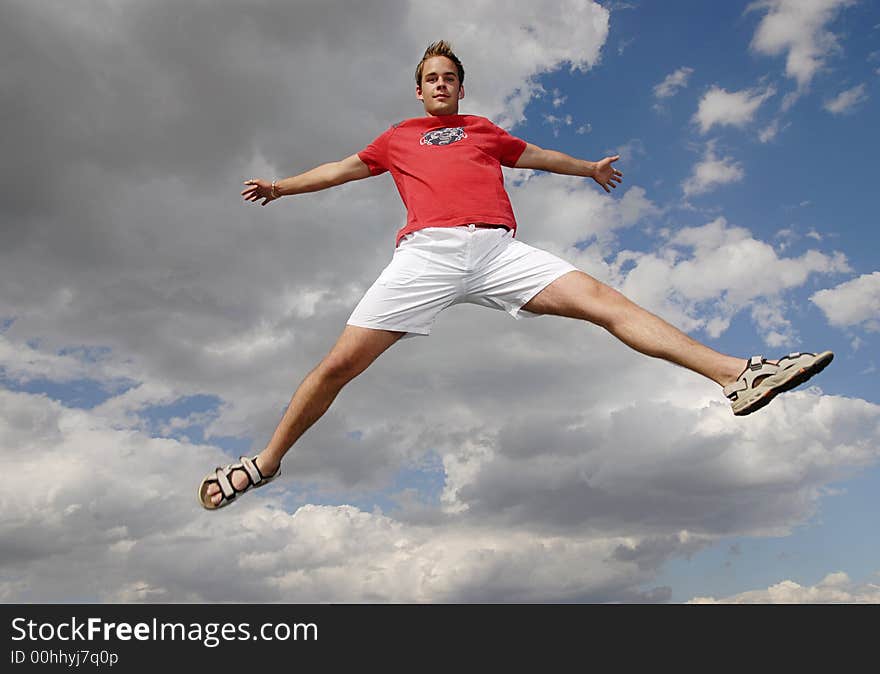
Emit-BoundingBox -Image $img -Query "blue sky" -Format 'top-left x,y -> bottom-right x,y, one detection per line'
1,0 -> 878,603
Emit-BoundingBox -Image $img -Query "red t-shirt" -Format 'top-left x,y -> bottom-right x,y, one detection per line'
358,115 -> 527,246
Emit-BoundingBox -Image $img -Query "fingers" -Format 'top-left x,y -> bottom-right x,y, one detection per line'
597,172 -> 623,193
604,170 -> 624,191
596,157 -> 623,194
242,179 -> 269,204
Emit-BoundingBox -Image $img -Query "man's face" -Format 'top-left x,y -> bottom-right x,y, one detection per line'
416,55 -> 464,116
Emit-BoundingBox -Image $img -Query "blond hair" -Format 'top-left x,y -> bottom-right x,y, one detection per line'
415,40 -> 465,86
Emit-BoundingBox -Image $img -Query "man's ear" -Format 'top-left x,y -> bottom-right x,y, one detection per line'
459,85 -> 465,100
416,85 -> 424,101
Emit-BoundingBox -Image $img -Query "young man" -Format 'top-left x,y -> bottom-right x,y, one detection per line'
199,41 -> 833,509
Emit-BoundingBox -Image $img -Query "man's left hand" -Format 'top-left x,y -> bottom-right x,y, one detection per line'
593,155 -> 623,193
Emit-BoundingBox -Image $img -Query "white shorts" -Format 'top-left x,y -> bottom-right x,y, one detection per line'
347,225 -> 578,338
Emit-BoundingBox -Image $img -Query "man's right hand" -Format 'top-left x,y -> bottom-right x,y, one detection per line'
242,178 -> 279,206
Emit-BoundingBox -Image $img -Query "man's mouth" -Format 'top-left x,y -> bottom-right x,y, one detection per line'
434,94 -> 449,99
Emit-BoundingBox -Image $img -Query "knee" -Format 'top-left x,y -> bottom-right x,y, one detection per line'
317,351 -> 364,383
575,279 -> 627,328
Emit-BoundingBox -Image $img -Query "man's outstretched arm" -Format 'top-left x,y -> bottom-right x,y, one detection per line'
514,142 -> 623,193
242,154 -> 373,206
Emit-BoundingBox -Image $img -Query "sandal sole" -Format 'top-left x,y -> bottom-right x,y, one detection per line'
733,351 -> 834,417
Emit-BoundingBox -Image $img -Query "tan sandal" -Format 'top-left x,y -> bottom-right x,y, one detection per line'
197,455 -> 279,510
724,351 -> 834,416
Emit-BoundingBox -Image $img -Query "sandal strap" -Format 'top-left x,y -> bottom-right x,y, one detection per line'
776,351 -> 810,367
215,466 -> 236,500
215,457 -> 258,500
240,455 -> 263,486
724,355 -> 779,400
723,379 -> 748,397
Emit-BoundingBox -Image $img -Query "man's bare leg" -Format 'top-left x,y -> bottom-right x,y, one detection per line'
522,271 -> 747,386
205,325 -> 405,506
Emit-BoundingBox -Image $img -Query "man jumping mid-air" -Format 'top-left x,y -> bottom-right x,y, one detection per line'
199,41 -> 833,509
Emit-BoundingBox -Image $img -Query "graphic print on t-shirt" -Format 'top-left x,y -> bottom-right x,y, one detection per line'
420,127 -> 467,146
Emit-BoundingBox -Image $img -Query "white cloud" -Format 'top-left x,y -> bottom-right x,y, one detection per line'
823,83 -> 868,114
811,272 -> 880,331
543,113 -> 573,137
405,1 -> 611,128
616,217 -> 851,342
0,333 -> 127,386
612,138 -> 647,163
693,85 -> 776,134
653,67 -> 694,99
682,143 -> 745,197
748,0 -> 856,91
688,572 -> 880,603
758,117 -> 791,143
3,362 -> 879,602
508,176 -> 660,256
751,299 -> 796,347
